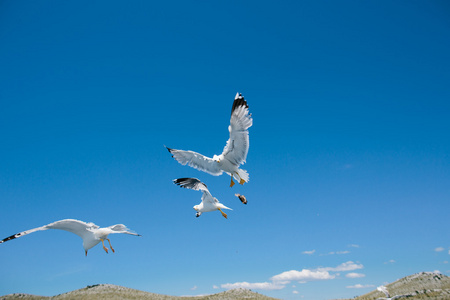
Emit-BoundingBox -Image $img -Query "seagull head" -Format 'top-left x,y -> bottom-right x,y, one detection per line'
212,154 -> 220,163
193,205 -> 200,211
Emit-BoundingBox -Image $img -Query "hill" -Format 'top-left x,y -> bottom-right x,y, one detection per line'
0,284 -> 279,300
349,272 -> 450,299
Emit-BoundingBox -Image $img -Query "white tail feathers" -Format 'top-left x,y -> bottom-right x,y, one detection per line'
234,168 -> 249,183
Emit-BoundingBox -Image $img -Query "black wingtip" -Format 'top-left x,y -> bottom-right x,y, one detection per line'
231,92 -> 249,115
1,233 -> 21,244
165,146 -> 173,153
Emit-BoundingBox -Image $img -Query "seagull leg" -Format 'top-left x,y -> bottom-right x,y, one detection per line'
100,239 -> 109,254
106,238 -> 115,253
218,208 -> 228,219
234,172 -> 245,185
230,176 -> 235,187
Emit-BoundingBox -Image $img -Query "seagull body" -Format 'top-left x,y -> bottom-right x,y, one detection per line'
0,219 -> 141,256
173,178 -> 232,218
376,285 -> 409,300
167,93 -> 252,187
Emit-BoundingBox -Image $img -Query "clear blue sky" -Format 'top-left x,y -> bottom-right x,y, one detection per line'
1,1 -> 449,299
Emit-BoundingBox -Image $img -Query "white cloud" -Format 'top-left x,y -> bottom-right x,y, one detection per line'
190,286 -> 198,291
271,269 -> 335,282
448,249 -> 450,255
349,244 -> 360,248
384,259 -> 396,264
435,247 -> 445,252
346,284 -> 375,289
318,261 -> 363,272
302,250 -> 316,255
346,273 -> 365,278
337,251 -> 350,255
292,290 -> 299,294
221,282 -> 285,290
212,285 -> 219,289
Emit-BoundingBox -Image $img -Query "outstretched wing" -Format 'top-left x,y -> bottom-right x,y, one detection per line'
107,224 -> 141,236
221,93 -> 252,166
173,178 -> 216,205
166,147 -> 223,176
377,286 -> 390,297
0,219 -> 96,244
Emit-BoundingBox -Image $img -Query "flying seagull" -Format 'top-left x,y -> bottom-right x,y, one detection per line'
0,219 -> 141,256
376,285 -> 409,300
173,177 -> 232,218
166,92 -> 253,187
235,193 -> 247,204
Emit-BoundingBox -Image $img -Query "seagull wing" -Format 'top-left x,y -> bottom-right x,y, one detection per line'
173,177 -> 214,203
0,219 -> 96,244
377,286 -> 390,297
107,224 -> 141,236
166,147 -> 223,176
221,93 -> 252,166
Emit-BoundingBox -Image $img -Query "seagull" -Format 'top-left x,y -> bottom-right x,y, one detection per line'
173,178 -> 232,218
166,92 -> 253,187
235,193 -> 247,204
376,285 -> 409,300
0,219 -> 141,256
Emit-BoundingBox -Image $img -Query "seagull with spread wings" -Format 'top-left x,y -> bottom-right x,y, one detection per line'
376,285 -> 409,300
173,177 -> 232,219
166,92 -> 253,187
0,219 -> 141,256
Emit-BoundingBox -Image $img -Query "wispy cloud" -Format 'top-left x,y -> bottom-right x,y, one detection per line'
190,286 -> 198,291
220,261 -> 364,292
435,247 -> 445,252
212,285 -> 219,289
384,259 -> 396,264
221,282 -> 285,290
337,251 -> 350,255
318,261 -> 363,272
302,250 -> 316,255
346,273 -> 365,278
349,244 -> 360,248
346,284 -> 374,289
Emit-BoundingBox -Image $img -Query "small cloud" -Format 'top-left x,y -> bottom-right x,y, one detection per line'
221,282 -> 285,291
346,284 -> 375,289
190,286 -> 198,291
346,273 -> 365,278
293,290 -> 299,294
212,285 -> 219,289
443,261 -> 448,264
337,251 -> 350,255
271,269 -> 335,283
384,259 -> 396,264
318,261 -> 363,272
349,244 -> 360,248
448,249 -> 450,255
302,250 -> 316,255
435,247 -> 445,252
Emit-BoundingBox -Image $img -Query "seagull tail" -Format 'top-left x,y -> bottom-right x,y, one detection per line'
235,168 -> 249,183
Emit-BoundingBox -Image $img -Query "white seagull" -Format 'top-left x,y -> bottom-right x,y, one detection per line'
376,285 -> 409,300
0,219 -> 141,256
173,177 -> 232,219
166,92 -> 253,187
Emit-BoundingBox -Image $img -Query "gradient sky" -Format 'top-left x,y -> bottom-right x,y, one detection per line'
1,1 -> 449,299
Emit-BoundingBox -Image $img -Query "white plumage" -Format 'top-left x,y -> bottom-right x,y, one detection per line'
166,92 -> 252,187
173,178 -> 232,218
0,219 -> 141,256
376,285 -> 409,300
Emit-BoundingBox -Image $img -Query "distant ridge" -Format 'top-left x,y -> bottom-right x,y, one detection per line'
1,284 -> 279,300
347,272 -> 450,300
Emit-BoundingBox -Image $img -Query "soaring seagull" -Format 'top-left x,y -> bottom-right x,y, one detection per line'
376,285 -> 409,300
173,178 -> 232,218
166,92 -> 253,187
235,193 -> 247,204
0,219 -> 141,256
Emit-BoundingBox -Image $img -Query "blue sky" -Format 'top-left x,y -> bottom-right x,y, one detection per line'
1,1 -> 449,299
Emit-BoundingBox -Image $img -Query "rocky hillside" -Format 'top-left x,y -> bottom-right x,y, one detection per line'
1,284 -> 279,300
352,272 -> 450,299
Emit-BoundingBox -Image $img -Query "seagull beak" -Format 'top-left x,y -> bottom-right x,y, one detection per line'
85,250 -> 88,256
